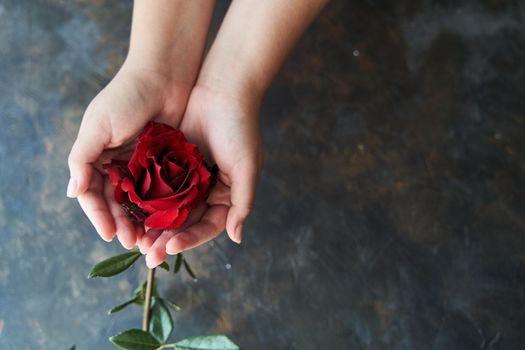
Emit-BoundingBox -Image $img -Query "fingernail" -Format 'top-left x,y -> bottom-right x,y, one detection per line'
122,242 -> 134,250
167,233 -> 192,255
138,240 -> 147,254
66,177 -> 77,198
233,224 -> 243,244
117,235 -> 135,250
166,237 -> 181,255
145,254 -> 156,269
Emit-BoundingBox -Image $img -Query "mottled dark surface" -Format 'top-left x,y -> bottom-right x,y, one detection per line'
1,0 -> 525,349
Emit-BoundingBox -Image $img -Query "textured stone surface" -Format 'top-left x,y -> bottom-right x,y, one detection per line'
0,0 -> 524,349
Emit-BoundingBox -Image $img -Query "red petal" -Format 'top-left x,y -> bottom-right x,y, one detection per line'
146,157 -> 174,199
104,160 -> 130,186
137,167 -> 151,198
163,156 -> 186,179
114,184 -> 129,204
144,207 -> 189,230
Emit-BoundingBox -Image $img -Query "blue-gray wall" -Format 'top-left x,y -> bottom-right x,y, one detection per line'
0,0 -> 524,349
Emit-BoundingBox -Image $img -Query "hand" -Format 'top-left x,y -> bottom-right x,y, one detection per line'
138,85 -> 264,268
67,62 -> 191,248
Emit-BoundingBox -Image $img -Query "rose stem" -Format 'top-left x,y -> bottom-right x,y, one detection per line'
142,267 -> 156,332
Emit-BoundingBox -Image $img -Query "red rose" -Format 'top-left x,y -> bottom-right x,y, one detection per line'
104,122 -> 215,230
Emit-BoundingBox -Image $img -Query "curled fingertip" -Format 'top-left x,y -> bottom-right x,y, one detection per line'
226,221 -> 242,244
137,239 -> 147,254
98,226 -> 116,243
66,178 -> 78,198
116,233 -> 136,250
136,225 -> 145,240
145,249 -> 166,269
138,236 -> 153,255
166,236 -> 184,255
138,229 -> 162,254
121,240 -> 136,250
234,223 -> 243,244
145,254 -> 157,269
101,235 -> 114,243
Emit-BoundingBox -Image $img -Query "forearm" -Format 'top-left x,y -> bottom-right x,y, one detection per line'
198,0 -> 329,101
125,0 -> 216,85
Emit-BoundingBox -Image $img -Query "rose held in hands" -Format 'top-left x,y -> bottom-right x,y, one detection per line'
105,122 -> 215,230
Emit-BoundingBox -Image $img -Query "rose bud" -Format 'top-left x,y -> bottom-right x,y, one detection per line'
104,121 -> 216,230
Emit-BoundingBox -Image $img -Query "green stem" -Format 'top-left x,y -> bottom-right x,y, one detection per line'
156,344 -> 177,350
143,267 -> 156,332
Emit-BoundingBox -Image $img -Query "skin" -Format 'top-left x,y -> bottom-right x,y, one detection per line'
67,0 -> 329,268
67,0 -> 215,248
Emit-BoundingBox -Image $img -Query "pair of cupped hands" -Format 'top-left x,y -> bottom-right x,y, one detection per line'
67,61 -> 263,269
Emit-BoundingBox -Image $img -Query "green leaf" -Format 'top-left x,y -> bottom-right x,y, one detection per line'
133,282 -> 146,302
108,296 -> 139,315
162,298 -> 181,311
88,251 -> 142,278
149,298 -> 173,343
173,254 -> 183,274
68,346 -> 76,350
183,258 -> 197,281
159,261 -> 170,272
109,329 -> 161,350
174,335 -> 241,350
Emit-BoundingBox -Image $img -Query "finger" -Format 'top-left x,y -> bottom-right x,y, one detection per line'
104,180 -> 137,249
145,231 -> 176,268
138,229 -> 162,254
77,170 -> 116,241
166,204 -> 228,255
137,202 -> 207,254
67,116 -> 109,198
179,202 -> 208,230
135,224 -> 145,242
225,161 -> 258,243
207,181 -> 231,207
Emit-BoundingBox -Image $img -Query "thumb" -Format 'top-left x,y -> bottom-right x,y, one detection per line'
225,159 -> 258,243
67,117 -> 108,198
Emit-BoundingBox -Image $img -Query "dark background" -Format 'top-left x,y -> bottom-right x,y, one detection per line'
1,0 -> 524,349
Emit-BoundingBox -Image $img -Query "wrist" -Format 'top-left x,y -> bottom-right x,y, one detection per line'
123,54 -> 171,78
126,0 -> 216,86
118,60 -> 193,105
124,49 -> 199,87
196,76 -> 263,113
190,82 -> 262,126
196,66 -> 266,108
122,50 -> 199,89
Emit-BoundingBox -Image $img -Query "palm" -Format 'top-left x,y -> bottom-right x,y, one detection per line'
139,86 -> 263,267
181,86 -> 262,186
70,66 -> 192,248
